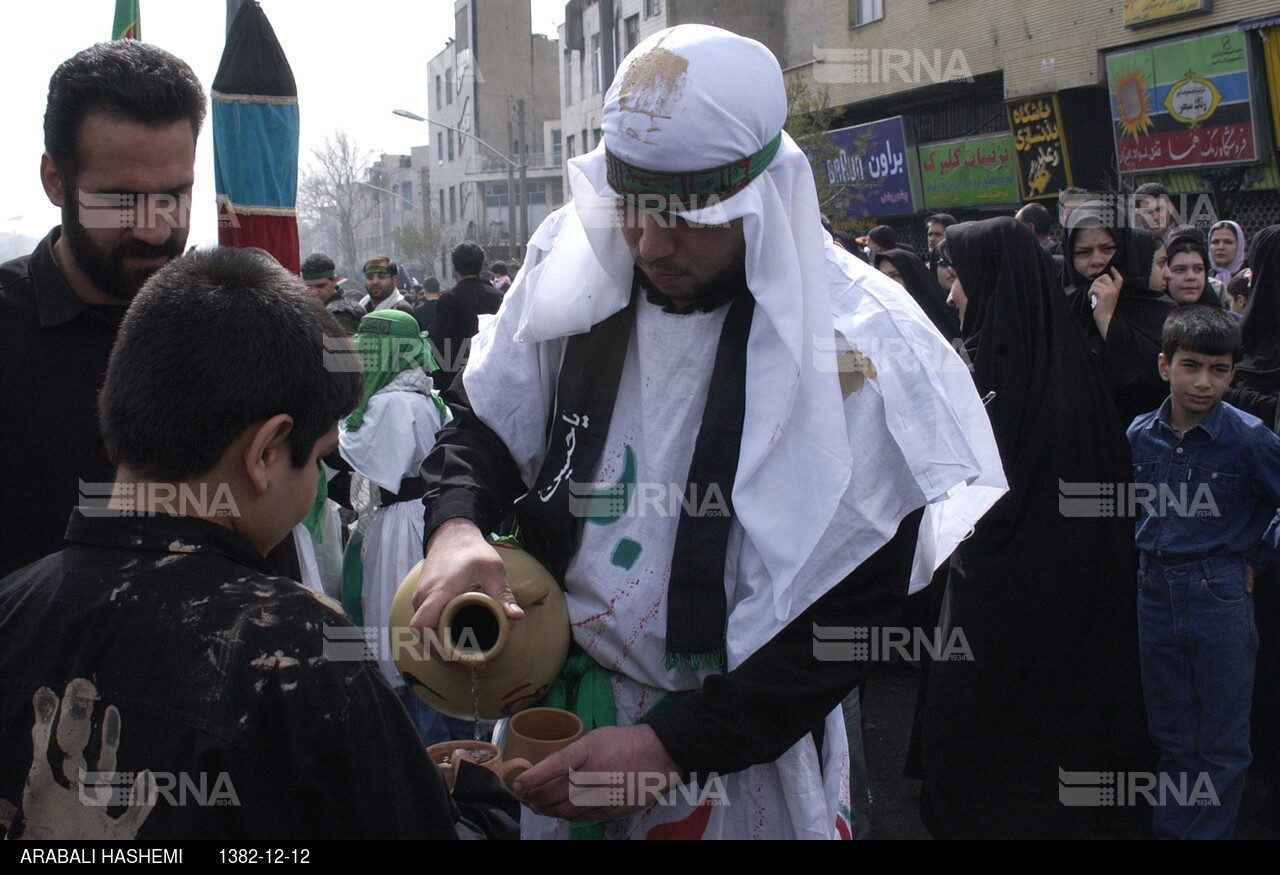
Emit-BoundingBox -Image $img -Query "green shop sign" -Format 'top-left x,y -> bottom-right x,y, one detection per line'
919,134 -> 1020,209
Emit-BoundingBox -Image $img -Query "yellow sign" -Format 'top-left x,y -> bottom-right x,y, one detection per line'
1163,72 -> 1221,127
1123,0 -> 1212,29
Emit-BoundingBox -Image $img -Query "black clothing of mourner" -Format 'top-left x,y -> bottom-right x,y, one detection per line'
0,232 -> 310,583
0,511 -> 518,840
413,297 -> 439,342
0,230 -> 125,578
874,248 -> 962,342
421,276 -> 919,775
433,276 -> 503,388
1064,220 -> 1174,425
920,217 -> 1146,839
1226,224 -> 1280,830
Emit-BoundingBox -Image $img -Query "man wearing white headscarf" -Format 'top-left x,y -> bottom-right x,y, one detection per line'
410,25 -> 1005,839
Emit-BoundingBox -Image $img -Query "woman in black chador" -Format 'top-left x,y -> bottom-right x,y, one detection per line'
1063,206 -> 1173,425
873,247 -> 962,343
920,217 -> 1145,839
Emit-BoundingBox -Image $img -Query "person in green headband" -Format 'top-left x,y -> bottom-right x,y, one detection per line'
337,308 -> 467,745
360,255 -> 415,316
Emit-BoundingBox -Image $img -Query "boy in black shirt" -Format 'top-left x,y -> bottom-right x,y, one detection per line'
0,248 -> 515,840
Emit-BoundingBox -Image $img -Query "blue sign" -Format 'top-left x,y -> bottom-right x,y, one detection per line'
819,117 -> 920,219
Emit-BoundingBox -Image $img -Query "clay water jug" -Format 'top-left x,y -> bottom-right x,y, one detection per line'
389,542 -> 570,720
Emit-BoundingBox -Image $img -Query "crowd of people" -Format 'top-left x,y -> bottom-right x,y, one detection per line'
1,25 -> 1278,842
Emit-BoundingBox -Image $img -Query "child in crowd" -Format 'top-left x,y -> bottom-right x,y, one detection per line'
0,248 -> 515,839
1128,304 -> 1280,839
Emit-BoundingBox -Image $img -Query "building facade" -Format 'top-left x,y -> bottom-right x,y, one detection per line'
805,0 -> 1280,251
424,0 -> 564,278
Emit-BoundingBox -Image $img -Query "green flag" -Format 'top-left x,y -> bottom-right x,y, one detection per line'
112,0 -> 140,40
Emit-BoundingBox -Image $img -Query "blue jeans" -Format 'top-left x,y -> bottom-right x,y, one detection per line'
1138,554 -> 1258,839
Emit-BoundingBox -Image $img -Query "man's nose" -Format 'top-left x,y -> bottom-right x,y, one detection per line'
131,194 -> 180,246
637,213 -> 675,262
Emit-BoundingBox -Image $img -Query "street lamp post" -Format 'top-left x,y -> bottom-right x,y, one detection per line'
394,108 -> 526,261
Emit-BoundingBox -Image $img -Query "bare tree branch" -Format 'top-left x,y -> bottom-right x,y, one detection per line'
297,131 -> 375,278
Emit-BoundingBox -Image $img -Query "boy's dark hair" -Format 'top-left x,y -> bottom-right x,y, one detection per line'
44,41 -> 206,180
491,262 -> 509,277
423,277 -> 441,293
1134,182 -> 1168,199
100,248 -> 363,480
451,241 -> 485,276
1161,304 -> 1241,363
1165,235 -> 1209,270
1228,270 -> 1252,303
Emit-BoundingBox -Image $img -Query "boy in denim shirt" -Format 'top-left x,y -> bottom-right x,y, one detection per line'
1129,304 -> 1280,839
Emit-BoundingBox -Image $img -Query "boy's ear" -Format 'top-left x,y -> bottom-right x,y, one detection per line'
1157,352 -> 1171,383
242,415 -> 295,496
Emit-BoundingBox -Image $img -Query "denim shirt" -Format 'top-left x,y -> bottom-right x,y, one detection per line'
1127,397 -> 1280,563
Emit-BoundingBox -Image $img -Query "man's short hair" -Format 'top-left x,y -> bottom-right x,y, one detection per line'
868,225 -> 897,249
491,262 -> 509,277
423,277 -> 441,293
926,214 -> 956,228
1134,182 -> 1169,200
363,255 -> 397,276
301,253 -> 338,280
1161,304 -> 1240,363
44,41 -> 206,180
451,242 -> 485,277
99,248 -> 363,480
1017,203 -> 1053,237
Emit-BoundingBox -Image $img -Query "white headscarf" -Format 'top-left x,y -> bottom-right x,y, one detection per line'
466,25 -> 1005,647
1208,219 -> 1246,287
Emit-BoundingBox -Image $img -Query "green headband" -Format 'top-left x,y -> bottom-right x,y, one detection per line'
605,132 -> 782,206
301,268 -> 337,280
363,266 -> 394,276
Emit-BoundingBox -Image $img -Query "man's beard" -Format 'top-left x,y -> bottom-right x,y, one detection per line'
61,203 -> 186,302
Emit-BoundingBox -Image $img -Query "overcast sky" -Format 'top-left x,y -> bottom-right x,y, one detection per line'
0,0 -> 565,249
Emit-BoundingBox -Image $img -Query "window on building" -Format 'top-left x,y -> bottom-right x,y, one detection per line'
445,67 -> 454,104
485,181 -> 509,209
566,134 -> 576,160
435,75 -> 442,110
448,130 -> 454,161
851,0 -> 884,26
449,186 -> 457,223
591,33 -> 602,94
439,190 -> 445,222
564,51 -> 573,105
551,177 -> 565,207
402,181 -> 412,209
581,129 -> 588,154
593,128 -> 602,148
579,48 -> 586,98
624,15 -> 640,54
645,0 -> 661,17
552,129 -> 563,165
437,136 -> 443,162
